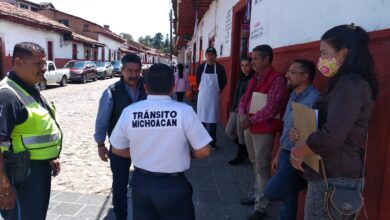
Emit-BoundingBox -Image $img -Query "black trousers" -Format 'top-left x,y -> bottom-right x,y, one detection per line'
130,169 -> 195,220
176,92 -> 185,102
109,150 -> 131,220
1,161 -> 52,220
202,122 -> 217,147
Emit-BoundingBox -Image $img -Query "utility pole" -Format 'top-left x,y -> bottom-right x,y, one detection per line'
169,9 -> 173,62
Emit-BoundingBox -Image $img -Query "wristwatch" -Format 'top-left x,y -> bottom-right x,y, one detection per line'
97,143 -> 105,148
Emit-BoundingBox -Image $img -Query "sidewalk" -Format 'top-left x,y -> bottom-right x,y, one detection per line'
0,126 -> 280,220
38,124 -> 280,220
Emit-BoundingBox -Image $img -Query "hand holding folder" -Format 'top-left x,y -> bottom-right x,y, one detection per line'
249,92 -> 280,119
291,102 -> 321,172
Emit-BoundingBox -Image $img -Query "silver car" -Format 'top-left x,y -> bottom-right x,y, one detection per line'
95,61 -> 114,79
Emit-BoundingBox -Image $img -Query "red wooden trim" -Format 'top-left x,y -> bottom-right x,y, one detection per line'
233,0 -> 246,14
216,57 -> 231,63
369,28 -> 390,40
273,41 -> 320,54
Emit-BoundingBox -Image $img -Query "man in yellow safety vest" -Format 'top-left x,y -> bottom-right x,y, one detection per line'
0,42 -> 62,220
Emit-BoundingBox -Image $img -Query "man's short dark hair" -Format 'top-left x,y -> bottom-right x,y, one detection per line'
121,53 -> 142,68
293,59 -> 316,82
252,44 -> 273,63
12,42 -> 45,65
145,64 -> 174,94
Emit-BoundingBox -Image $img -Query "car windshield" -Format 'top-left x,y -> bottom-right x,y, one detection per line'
64,61 -> 84,68
95,62 -> 105,67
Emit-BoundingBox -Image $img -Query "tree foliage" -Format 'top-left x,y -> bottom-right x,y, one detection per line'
138,32 -> 173,54
119,33 -> 133,42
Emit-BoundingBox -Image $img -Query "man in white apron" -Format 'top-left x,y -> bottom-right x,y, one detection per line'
196,47 -> 227,150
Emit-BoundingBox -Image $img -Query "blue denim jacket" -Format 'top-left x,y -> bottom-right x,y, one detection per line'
94,83 -> 140,143
280,85 -> 319,151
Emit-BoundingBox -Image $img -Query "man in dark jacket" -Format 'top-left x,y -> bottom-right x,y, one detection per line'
196,47 -> 227,150
94,53 -> 146,220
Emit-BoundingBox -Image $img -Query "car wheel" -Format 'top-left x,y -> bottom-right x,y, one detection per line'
60,76 -> 67,86
103,71 -> 107,80
93,75 -> 98,81
82,74 -> 87,84
39,80 -> 47,90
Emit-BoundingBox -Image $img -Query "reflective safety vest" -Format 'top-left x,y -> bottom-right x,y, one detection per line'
0,77 -> 62,160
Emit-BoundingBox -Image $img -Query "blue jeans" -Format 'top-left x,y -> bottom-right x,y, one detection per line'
130,169 -> 195,220
109,149 -> 131,220
260,149 -> 306,220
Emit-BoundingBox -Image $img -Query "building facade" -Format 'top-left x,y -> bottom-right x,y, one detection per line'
173,0 -> 390,219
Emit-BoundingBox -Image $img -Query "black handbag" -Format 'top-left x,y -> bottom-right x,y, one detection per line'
321,134 -> 368,220
322,176 -> 364,220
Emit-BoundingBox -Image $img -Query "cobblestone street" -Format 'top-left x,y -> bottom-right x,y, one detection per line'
42,78 -> 118,194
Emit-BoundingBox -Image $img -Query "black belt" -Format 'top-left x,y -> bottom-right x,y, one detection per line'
135,167 -> 184,177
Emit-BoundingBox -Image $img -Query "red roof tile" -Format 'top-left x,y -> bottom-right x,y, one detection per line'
0,1 -> 71,33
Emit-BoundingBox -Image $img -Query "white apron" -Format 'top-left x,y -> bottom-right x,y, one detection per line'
197,64 -> 220,123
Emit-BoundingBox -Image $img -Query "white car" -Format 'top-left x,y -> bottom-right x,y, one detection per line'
39,61 -> 70,90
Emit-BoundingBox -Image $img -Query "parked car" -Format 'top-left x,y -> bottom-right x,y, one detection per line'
111,60 -> 122,76
64,61 -> 98,83
38,61 -> 70,90
95,61 -> 114,79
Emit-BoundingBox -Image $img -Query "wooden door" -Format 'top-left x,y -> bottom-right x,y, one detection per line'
47,41 -> 53,61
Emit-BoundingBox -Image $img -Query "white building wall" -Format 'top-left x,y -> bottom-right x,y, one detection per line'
190,0 -> 239,62
178,47 -> 185,64
214,0 -> 239,57
76,43 -> 85,60
98,34 -> 125,61
196,0 -> 217,63
249,0 -> 390,50
0,20 -> 72,60
187,0 -> 390,61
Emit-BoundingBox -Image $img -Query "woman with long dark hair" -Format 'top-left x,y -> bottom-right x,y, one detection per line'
174,64 -> 189,102
289,24 -> 379,219
225,57 -> 255,165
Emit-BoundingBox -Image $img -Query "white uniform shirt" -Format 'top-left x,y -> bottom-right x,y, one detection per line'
110,95 -> 212,173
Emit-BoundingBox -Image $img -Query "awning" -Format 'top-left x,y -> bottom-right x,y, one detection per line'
72,33 -> 105,47
119,47 -> 137,53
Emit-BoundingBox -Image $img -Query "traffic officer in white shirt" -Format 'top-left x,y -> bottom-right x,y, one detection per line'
110,63 -> 211,220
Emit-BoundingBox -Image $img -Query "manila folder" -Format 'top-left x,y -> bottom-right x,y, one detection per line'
249,92 -> 267,114
292,102 -> 320,172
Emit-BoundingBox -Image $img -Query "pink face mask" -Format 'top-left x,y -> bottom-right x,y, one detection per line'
317,57 -> 341,77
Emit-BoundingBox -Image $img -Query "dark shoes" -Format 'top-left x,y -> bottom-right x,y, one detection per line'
247,210 -> 267,220
228,155 -> 248,165
228,144 -> 248,165
240,196 -> 255,206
